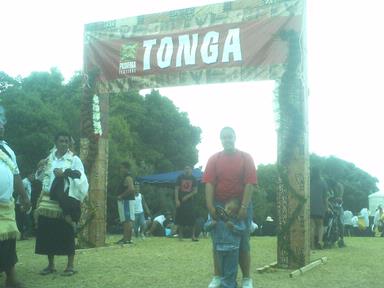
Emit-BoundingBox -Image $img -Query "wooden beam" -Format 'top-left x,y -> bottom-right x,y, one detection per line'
256,261 -> 278,273
289,257 -> 327,278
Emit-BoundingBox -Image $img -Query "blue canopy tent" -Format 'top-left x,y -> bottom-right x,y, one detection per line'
137,168 -> 203,184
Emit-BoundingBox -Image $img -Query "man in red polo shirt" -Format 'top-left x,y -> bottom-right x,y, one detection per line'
204,127 -> 257,288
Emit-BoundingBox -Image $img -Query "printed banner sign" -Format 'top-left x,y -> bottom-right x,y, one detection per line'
84,0 -> 304,91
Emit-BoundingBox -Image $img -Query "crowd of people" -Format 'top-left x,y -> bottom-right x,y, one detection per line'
112,127 -> 258,288
2,115 -> 382,288
1,123 -> 260,288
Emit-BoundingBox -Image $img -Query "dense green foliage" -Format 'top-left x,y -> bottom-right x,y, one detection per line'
0,69 -> 80,171
0,70 -> 379,227
0,70 -> 201,226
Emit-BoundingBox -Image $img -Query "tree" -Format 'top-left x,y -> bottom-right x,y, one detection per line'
139,90 -> 201,171
0,70 -> 74,174
107,88 -> 202,226
253,164 -> 279,223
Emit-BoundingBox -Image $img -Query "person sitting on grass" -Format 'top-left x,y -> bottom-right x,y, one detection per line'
205,198 -> 245,288
146,212 -> 173,237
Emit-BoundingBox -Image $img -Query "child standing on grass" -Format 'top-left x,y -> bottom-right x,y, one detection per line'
205,198 -> 245,288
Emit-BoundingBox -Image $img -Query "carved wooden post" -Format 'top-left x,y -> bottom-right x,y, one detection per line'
276,26 -> 309,269
79,74 -> 109,247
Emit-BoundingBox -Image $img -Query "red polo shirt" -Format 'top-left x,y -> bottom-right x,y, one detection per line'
203,150 -> 257,202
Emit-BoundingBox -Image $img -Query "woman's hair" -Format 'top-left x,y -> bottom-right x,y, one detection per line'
54,131 -> 71,142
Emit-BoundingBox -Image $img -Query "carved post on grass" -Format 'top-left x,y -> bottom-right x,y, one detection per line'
276,28 -> 310,269
79,72 -> 109,248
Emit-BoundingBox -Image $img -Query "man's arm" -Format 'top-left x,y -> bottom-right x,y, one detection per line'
175,185 -> 180,207
14,175 -> 31,211
205,182 -> 216,219
238,184 -> 254,219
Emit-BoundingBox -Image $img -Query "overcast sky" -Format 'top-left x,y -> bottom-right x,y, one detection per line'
1,0 -> 383,190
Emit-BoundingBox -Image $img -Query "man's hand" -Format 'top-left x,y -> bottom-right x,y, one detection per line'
238,206 -> 247,220
63,169 -> 81,179
176,199 -> 180,208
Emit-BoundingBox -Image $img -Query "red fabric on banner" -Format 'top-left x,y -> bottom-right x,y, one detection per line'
84,16 -> 301,82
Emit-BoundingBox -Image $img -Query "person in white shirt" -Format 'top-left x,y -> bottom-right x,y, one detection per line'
133,181 -> 151,238
343,210 -> 353,237
147,212 -> 173,236
35,132 -> 88,277
0,118 -> 30,288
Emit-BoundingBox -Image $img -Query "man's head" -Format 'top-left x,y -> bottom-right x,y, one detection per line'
54,131 -> 71,155
220,127 -> 236,153
134,180 -> 140,194
183,165 -> 193,176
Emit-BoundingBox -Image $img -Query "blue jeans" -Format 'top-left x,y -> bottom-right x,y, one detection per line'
218,249 -> 239,288
134,212 -> 145,236
210,201 -> 253,252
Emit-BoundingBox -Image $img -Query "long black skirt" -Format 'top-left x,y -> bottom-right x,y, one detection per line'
35,216 -> 75,256
0,239 -> 17,272
175,200 -> 196,226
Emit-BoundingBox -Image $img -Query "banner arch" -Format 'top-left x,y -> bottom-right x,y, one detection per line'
82,0 -> 308,268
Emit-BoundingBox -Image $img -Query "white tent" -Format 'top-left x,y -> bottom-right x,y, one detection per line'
368,191 -> 384,214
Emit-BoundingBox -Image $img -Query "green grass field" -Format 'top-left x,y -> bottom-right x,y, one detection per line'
5,235 -> 383,288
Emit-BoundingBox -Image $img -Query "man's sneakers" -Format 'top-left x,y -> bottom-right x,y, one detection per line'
208,276 -> 253,288
242,278 -> 253,288
208,276 -> 221,288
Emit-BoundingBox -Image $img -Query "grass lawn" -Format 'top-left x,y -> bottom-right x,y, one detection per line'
4,235 -> 383,288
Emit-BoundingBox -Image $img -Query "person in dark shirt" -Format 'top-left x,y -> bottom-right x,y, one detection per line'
310,166 -> 329,249
174,165 -> 198,241
116,161 -> 135,244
